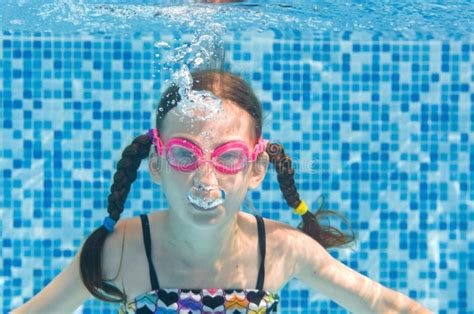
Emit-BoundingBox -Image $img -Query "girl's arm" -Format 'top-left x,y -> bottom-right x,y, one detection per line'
11,219 -> 126,313
292,230 -> 432,313
10,246 -> 92,314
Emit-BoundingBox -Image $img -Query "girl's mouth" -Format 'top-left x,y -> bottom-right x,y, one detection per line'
186,184 -> 226,210
191,203 -> 219,212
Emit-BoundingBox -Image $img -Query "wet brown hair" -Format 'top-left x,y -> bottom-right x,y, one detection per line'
79,70 -> 356,302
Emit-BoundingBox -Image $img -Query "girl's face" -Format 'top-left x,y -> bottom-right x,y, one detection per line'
148,99 -> 269,227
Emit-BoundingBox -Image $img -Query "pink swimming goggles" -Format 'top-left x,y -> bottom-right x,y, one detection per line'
147,128 -> 268,174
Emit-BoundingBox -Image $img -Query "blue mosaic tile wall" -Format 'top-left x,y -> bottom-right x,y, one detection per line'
1,30 -> 473,313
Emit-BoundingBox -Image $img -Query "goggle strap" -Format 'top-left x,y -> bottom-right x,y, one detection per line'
147,128 -> 163,156
251,137 -> 269,161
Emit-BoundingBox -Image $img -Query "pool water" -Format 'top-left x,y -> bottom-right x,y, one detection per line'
1,1 -> 473,313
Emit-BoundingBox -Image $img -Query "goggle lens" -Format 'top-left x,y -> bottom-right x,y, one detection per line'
167,145 -> 200,171
167,144 -> 248,173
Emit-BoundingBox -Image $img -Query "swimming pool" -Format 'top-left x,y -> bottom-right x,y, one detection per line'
1,1 -> 473,313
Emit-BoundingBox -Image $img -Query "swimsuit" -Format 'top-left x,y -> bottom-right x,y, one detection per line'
119,214 -> 280,313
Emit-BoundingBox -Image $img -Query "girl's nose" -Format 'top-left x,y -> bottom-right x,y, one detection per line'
194,159 -> 219,186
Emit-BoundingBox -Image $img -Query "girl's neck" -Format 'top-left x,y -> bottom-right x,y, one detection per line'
160,209 -> 242,267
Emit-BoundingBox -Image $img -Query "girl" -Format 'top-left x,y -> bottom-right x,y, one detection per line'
13,70 -> 431,313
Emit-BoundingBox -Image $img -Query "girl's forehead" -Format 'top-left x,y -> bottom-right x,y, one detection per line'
161,101 -> 256,146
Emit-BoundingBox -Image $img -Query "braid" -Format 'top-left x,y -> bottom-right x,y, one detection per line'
266,143 -> 356,249
106,135 -> 152,223
79,133 -> 152,303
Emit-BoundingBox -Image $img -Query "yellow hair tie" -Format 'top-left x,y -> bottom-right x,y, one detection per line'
293,200 -> 308,216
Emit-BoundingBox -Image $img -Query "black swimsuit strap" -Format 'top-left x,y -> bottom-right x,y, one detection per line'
255,215 -> 266,290
140,214 -> 160,290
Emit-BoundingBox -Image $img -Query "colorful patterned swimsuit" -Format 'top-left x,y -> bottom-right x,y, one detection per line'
119,214 -> 280,313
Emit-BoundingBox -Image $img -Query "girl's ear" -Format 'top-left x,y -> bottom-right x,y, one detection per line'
148,148 -> 162,184
248,151 -> 269,190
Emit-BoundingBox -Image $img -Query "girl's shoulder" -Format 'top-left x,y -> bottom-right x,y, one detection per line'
100,215 -> 146,287
238,212 -> 307,287
100,211 -> 170,289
